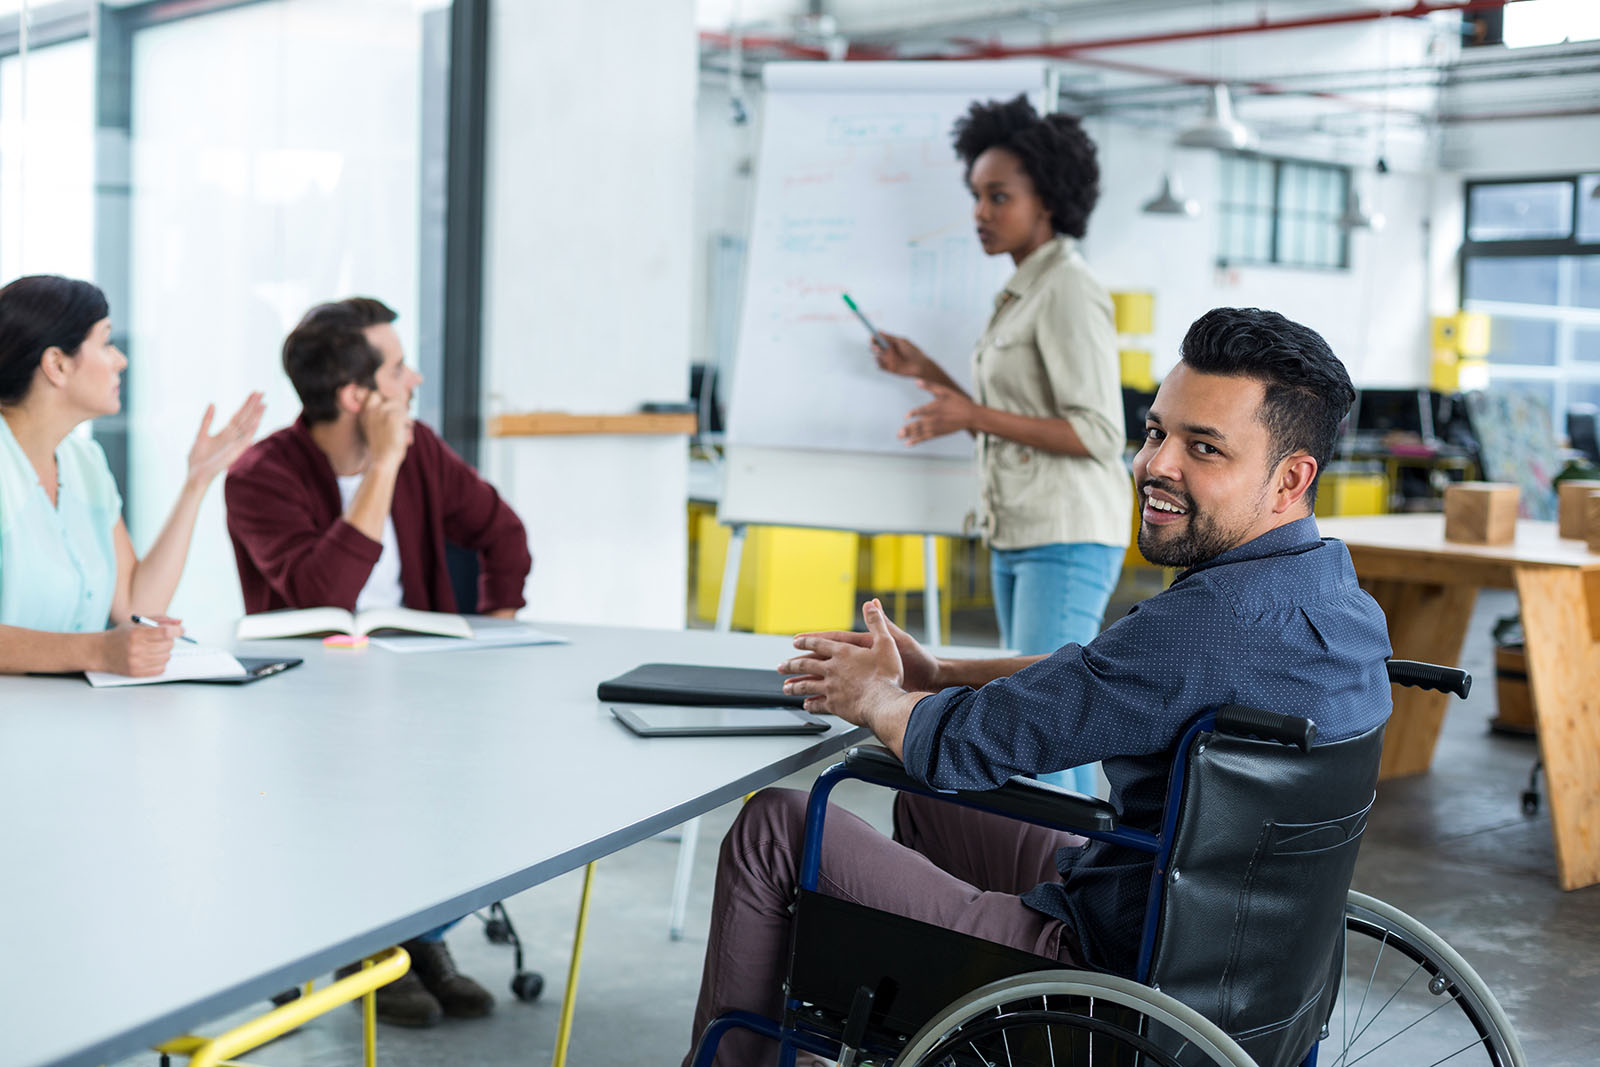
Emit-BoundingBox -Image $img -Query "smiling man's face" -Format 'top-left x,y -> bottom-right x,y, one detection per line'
1132,362 -> 1303,568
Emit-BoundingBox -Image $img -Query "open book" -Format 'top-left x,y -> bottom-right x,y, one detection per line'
236,606 -> 474,642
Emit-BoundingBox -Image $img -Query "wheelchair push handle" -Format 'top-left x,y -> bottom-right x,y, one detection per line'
1214,705 -> 1317,752
1386,659 -> 1471,699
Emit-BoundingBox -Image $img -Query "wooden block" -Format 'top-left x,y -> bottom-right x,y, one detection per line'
1589,493 -> 1600,554
1443,482 -> 1519,545
1558,480 -> 1600,539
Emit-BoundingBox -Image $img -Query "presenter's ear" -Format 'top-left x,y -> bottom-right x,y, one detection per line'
335,381 -> 369,417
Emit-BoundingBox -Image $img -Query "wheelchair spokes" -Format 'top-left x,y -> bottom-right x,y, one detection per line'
1327,892 -> 1525,1067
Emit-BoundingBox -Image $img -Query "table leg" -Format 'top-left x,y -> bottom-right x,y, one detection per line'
1361,579 -> 1479,780
1513,566 -> 1600,891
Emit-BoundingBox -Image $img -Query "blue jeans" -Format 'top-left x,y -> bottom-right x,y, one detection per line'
990,542 -> 1124,795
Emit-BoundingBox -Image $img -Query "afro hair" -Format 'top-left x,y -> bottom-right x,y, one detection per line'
951,95 -> 1100,240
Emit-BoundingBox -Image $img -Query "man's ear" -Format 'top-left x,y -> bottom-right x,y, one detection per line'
1274,452 -> 1319,515
37,346 -> 70,388
335,382 -> 368,417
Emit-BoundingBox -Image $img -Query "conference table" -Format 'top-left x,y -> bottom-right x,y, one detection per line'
0,623 -> 869,1067
1319,515 -> 1600,891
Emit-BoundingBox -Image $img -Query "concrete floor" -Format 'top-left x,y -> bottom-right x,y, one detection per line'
118,586 -> 1599,1066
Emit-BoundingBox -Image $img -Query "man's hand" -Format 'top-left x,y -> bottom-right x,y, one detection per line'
359,392 -> 413,465
871,332 -> 934,380
97,621 -> 180,677
900,381 -> 978,445
778,600 -> 929,755
785,602 -> 942,693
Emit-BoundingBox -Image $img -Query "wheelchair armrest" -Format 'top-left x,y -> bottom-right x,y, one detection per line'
843,745 -> 1119,832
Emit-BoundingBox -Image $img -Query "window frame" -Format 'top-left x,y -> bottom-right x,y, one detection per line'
1217,151 -> 1351,272
1459,172 -> 1600,419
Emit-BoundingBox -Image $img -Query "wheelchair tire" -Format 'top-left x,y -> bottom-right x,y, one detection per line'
1331,890 -> 1527,1067
895,970 -> 1257,1067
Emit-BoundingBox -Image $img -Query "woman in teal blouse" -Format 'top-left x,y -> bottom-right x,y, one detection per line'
0,275 -> 264,677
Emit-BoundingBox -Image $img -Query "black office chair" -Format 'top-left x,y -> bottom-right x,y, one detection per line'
692,660 -> 1524,1067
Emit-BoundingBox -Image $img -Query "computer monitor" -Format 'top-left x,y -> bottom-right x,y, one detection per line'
1351,387 -> 1433,441
1569,405 -> 1600,463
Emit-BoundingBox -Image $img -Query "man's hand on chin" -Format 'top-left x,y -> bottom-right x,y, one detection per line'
778,598 -> 928,758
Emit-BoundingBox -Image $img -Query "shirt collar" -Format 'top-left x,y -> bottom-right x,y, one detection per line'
1174,514 -> 1324,581
996,235 -> 1072,307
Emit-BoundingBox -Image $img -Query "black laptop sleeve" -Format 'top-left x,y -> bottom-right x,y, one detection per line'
596,663 -> 804,708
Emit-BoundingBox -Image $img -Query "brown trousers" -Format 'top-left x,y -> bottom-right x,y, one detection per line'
686,787 -> 1085,1066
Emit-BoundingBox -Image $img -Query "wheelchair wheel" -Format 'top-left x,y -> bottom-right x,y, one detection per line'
895,970 -> 1256,1067
1329,890 -> 1527,1067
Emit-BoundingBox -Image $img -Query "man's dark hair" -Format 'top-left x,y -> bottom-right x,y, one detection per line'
281,297 -> 398,424
0,275 -> 110,406
1179,307 -> 1355,506
951,95 -> 1099,239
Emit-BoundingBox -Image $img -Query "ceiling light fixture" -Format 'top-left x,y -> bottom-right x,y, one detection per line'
1142,173 -> 1200,217
1339,188 -> 1385,232
1175,84 -> 1256,152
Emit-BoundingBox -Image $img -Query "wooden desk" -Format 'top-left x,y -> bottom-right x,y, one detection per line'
1320,515 -> 1600,890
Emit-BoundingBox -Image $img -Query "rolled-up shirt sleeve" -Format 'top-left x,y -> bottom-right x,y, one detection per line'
901,579 -> 1242,790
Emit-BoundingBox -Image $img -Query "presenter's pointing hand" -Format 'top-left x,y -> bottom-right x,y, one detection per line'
871,333 -> 932,379
900,381 -> 976,445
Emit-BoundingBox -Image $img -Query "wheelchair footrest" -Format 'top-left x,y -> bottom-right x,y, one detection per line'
786,889 -> 1063,1047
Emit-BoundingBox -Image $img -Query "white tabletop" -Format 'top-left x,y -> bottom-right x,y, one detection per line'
0,623 -> 868,1067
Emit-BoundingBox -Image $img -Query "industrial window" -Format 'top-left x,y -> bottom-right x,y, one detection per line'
1218,154 -> 1350,270
1461,174 -> 1600,421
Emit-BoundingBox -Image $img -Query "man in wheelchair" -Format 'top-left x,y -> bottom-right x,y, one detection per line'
686,307 -> 1398,1066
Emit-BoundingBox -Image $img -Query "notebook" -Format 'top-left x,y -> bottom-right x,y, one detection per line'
595,663 -> 805,708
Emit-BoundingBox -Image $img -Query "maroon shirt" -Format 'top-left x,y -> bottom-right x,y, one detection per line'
225,415 -> 531,615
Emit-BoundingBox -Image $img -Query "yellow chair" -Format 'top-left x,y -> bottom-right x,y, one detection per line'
153,946 -> 408,1067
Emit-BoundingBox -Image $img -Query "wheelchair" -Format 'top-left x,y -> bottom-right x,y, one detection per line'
692,659 -> 1526,1067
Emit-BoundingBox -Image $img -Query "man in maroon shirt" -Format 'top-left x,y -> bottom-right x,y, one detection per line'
225,297 -> 533,1027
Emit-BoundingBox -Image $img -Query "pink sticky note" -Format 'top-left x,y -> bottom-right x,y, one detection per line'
322,634 -> 369,649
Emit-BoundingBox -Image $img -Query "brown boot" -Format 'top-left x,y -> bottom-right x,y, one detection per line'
334,959 -> 443,1028
404,937 -> 495,1019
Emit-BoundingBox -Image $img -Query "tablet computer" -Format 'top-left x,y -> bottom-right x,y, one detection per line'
610,704 -> 829,738
192,657 -> 304,685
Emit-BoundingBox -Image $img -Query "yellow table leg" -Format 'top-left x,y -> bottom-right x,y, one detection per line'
553,862 -> 598,1067
362,957 -> 377,1067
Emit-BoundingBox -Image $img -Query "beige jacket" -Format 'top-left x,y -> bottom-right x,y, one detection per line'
971,236 -> 1133,550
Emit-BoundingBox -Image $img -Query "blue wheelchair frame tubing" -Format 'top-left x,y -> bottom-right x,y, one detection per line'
696,710 -> 1327,1067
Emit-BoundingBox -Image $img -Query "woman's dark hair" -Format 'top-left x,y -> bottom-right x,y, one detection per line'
1178,307 -> 1356,505
0,275 -> 110,406
952,95 -> 1100,239
282,297 -> 397,424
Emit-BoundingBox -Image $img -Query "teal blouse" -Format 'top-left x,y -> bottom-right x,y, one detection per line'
0,415 -> 122,633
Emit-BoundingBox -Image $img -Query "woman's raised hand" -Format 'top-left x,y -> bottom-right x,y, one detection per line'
186,391 -> 266,488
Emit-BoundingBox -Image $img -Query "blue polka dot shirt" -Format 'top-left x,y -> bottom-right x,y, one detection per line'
901,515 -> 1393,973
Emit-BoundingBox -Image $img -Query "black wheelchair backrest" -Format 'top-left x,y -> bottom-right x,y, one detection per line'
1145,715 -> 1386,1067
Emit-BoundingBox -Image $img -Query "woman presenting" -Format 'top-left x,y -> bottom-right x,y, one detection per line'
872,97 -> 1132,795
0,275 -> 264,676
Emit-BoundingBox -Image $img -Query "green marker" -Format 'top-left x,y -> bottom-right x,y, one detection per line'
841,292 -> 888,349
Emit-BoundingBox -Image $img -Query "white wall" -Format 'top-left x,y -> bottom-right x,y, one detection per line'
128,0 -> 425,627
1083,120 -> 1436,386
481,0 -> 696,628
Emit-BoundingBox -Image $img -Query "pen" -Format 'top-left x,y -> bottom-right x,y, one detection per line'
841,292 -> 888,350
131,614 -> 197,644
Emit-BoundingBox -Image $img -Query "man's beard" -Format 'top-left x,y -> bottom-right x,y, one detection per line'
1136,479 -> 1252,568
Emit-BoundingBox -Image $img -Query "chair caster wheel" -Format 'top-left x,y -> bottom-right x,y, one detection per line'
484,918 -> 512,944
1521,790 -> 1539,816
511,971 -> 544,1002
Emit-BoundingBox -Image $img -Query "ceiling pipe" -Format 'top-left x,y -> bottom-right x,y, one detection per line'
699,1 -> 1512,66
